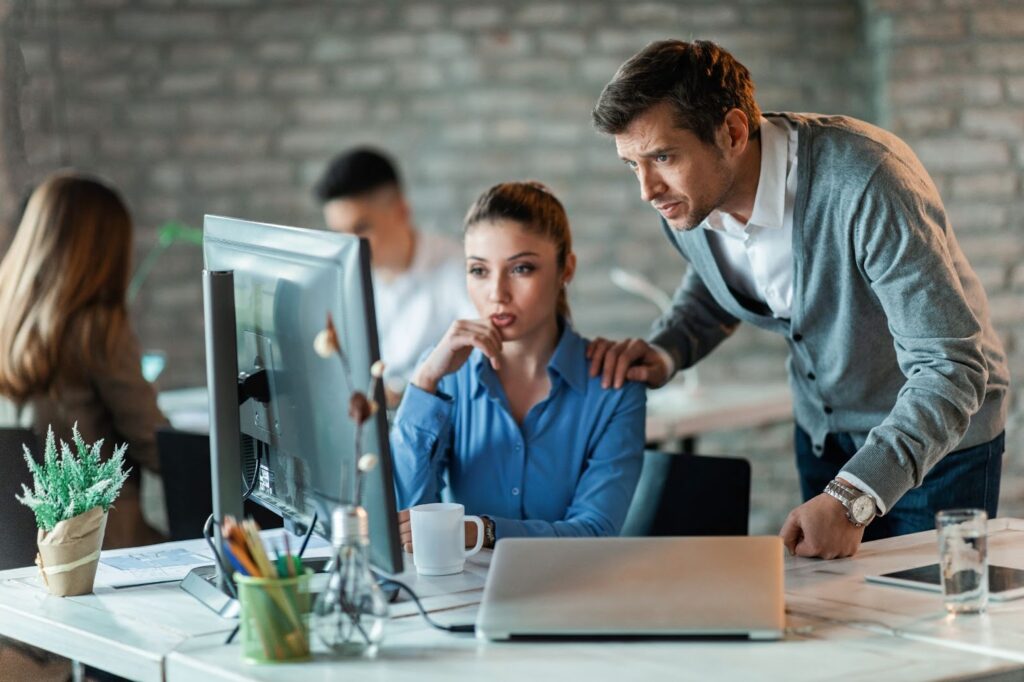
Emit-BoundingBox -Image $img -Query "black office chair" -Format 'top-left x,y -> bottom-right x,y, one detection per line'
621,449 -> 750,537
0,428 -> 43,571
157,427 -> 280,541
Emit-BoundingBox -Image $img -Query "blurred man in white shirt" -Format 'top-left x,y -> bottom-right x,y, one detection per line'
315,148 -> 474,403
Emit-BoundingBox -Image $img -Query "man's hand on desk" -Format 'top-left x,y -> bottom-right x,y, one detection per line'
586,337 -> 670,390
779,494 -> 865,559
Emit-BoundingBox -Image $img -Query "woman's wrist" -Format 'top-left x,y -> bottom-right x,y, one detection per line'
410,368 -> 440,394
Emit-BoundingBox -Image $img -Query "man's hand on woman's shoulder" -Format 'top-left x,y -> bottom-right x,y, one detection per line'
586,337 -> 671,390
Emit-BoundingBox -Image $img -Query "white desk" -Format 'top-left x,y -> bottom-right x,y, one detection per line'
158,379 -> 794,444
3,524 -> 1024,681
644,378 -> 792,443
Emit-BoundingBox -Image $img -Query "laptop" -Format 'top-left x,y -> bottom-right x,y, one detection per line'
475,536 -> 784,640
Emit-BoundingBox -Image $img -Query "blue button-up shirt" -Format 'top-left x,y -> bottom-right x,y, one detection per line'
392,323 -> 646,539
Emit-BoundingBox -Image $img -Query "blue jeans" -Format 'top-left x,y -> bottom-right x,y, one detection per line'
795,426 -> 1003,542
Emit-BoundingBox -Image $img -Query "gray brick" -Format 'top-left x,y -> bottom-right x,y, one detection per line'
231,68 -> 264,93
396,62 -> 445,90
892,108 -> 955,136
476,31 -> 533,57
950,172 -> 1018,200
149,164 -> 186,191
452,6 -> 503,29
402,4 -> 444,28
890,45 -> 973,75
496,59 -> 573,85
159,72 -> 223,95
77,74 -> 131,96
125,103 -> 180,128
945,202 -> 1009,232
538,31 -> 587,57
180,132 -> 270,157
240,8 -> 326,38
915,138 -> 1011,172
337,64 -> 390,89
291,99 -> 367,125
193,161 -> 293,190
256,42 -> 306,63
515,3 -> 572,26
888,76 -> 1002,106
114,11 -> 221,39
423,32 -> 470,57
1007,78 -> 1024,104
279,130 -> 348,155
971,263 -> 1008,292
169,44 -> 236,66
975,45 -> 1024,72
187,100 -> 286,128
962,109 -> 1024,139
972,9 -> 1024,37
268,68 -> 323,93
365,33 -> 418,58
987,292 -> 1024,325
890,12 -> 966,42
310,37 -> 358,61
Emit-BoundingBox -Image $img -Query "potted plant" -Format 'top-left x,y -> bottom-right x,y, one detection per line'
15,425 -> 130,596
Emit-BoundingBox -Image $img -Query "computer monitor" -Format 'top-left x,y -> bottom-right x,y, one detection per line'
201,215 -> 402,575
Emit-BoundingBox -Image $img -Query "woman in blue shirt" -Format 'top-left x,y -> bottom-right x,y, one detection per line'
393,181 -> 645,551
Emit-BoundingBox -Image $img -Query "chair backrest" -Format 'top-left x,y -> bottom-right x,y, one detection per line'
0,428 -> 43,570
157,427 -> 281,541
621,450 -> 750,537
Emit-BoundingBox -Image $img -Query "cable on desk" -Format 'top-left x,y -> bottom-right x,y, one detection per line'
377,577 -> 476,634
298,511 -> 318,559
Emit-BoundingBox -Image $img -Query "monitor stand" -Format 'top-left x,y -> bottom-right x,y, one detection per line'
182,565 -> 239,618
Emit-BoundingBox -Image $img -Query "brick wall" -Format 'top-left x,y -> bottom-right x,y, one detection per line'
5,0 -> 1020,533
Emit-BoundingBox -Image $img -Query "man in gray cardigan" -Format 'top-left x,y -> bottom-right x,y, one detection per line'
588,40 -> 1009,559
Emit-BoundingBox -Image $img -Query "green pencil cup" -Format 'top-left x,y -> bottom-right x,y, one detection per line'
235,571 -> 313,664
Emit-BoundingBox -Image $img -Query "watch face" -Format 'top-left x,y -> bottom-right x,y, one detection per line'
851,496 -> 875,523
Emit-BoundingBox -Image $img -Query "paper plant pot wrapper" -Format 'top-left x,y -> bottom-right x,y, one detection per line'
35,506 -> 108,596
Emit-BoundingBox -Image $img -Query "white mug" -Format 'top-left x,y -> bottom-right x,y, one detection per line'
410,502 -> 484,576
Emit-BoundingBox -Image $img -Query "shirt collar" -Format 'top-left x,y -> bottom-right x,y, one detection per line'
705,116 -> 788,232
470,319 -> 588,399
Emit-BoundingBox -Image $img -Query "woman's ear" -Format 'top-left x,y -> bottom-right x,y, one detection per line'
562,252 -> 577,286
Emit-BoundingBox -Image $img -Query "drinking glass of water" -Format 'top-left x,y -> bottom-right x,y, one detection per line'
936,508 -> 988,614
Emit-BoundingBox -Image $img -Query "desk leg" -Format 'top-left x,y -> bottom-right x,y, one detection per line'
71,659 -> 84,682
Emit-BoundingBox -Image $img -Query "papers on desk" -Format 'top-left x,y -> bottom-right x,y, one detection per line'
96,548 -> 211,588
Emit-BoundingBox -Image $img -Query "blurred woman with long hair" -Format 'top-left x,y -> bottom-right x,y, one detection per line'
0,171 -> 167,549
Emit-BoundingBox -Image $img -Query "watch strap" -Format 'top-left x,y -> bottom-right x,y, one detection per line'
824,479 -> 874,527
482,516 -> 496,549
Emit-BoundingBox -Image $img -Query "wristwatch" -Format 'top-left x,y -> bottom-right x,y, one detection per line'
824,479 -> 877,527
482,516 -> 496,549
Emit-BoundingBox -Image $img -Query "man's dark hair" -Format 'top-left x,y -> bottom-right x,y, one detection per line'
314,147 -> 402,203
592,40 -> 761,144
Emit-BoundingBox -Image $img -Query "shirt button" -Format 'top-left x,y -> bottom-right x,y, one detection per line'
813,444 -> 824,454
514,443 -> 522,451
793,333 -> 803,342
807,372 -> 816,380
824,406 -> 833,415
511,487 -> 520,496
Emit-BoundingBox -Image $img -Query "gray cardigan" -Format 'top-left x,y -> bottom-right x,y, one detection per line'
649,113 -> 1009,511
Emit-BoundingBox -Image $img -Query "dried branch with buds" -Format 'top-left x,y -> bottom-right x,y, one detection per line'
314,313 -> 385,506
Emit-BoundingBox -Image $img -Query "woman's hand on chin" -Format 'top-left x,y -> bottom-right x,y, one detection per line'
411,319 -> 503,393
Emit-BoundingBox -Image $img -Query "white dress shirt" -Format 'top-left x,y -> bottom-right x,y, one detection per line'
704,115 -> 798,319
374,230 -> 475,393
658,115 -> 887,513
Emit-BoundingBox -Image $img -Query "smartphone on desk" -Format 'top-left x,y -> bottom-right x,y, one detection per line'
866,563 -> 1024,601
